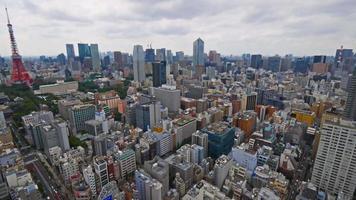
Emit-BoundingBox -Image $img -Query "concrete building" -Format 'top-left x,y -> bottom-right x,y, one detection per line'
144,157 -> 170,197
94,156 -> 109,191
192,131 -> 208,157
114,149 -> 136,179
136,100 -> 162,131
41,124 -> 59,157
214,155 -> 233,189
58,99 -> 83,120
311,117 -> 356,198
344,69 -> 356,120
135,170 -> 163,200
36,81 -> 78,95
231,143 -> 257,172
182,180 -> 229,200
83,165 -> 97,198
54,121 -> 70,151
173,116 -> 197,147
69,104 -> 96,134
152,85 -> 180,113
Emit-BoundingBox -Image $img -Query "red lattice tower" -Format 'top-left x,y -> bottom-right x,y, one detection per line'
6,8 -> 33,85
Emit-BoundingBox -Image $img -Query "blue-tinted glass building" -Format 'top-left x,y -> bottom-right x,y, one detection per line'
78,43 -> 91,63
145,48 -> 155,63
152,61 -> 167,87
201,122 -> 235,159
294,57 -> 309,73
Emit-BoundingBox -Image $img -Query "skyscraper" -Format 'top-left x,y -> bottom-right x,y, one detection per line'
113,51 -> 123,70
294,57 -> 309,73
311,116 -> 356,198
344,69 -> 356,120
90,44 -> 100,71
166,50 -> 173,65
78,43 -> 91,63
66,44 -> 75,60
152,61 -> 167,87
176,51 -> 184,62
193,38 -> 204,67
133,45 -> 145,82
145,48 -> 155,63
156,48 -> 166,62
267,56 -> 281,72
250,54 -> 263,69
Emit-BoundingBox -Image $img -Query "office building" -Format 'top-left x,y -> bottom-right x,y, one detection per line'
145,48 -> 155,63
344,69 -> 356,120
83,165 -> 97,198
153,61 -> 167,87
156,48 -> 166,62
133,45 -> 146,82
176,51 -> 184,61
54,121 -> 70,151
90,44 -> 100,71
58,99 -> 83,120
231,143 -> 258,172
173,116 -> 197,147
66,44 -> 75,60
311,117 -> 356,198
192,131 -> 208,157
93,134 -> 108,156
69,104 -> 96,134
201,122 -> 235,159
41,124 -> 59,157
36,81 -> 78,95
182,180 -> 228,200
114,148 -> 137,179
233,111 -> 257,139
144,157 -> 170,197
94,156 -> 109,191
135,170 -> 163,200
113,51 -> 123,69
313,55 -> 327,63
152,86 -> 180,113
193,38 -> 204,67
78,43 -> 91,63
267,56 -> 281,72
214,155 -> 233,189
242,92 -> 257,111
294,57 -> 309,73
136,101 -> 161,131
166,49 -> 173,64
250,54 -> 263,69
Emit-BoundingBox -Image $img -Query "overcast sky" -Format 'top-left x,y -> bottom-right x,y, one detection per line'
0,0 -> 355,57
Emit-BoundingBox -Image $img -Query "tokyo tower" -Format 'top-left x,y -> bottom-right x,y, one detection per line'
5,8 -> 33,85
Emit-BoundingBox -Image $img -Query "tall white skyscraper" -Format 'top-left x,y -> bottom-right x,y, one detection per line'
133,45 -> 145,82
311,116 -> 356,198
90,44 -> 101,71
193,38 -> 204,67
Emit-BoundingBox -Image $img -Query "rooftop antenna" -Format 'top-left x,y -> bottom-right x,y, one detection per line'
5,7 -> 10,24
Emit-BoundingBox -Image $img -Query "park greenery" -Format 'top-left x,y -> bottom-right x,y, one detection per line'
69,135 -> 87,148
0,84 -> 58,126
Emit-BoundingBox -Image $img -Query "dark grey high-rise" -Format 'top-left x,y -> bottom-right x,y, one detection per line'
152,61 -> 167,87
344,69 -> 356,120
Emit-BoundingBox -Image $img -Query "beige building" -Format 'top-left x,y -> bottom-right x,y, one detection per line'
36,81 -> 78,95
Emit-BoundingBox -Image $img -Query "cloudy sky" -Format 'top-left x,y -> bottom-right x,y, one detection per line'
0,0 -> 355,57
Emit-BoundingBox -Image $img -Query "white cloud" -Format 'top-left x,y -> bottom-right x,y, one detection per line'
0,0 -> 355,56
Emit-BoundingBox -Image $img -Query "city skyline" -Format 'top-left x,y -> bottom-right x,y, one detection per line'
0,0 -> 356,57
